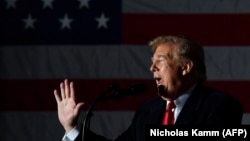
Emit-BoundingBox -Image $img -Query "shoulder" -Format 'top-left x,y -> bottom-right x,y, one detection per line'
192,84 -> 243,111
197,85 -> 239,102
183,84 -> 243,124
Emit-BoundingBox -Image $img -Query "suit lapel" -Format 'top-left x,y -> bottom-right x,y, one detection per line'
175,84 -> 205,124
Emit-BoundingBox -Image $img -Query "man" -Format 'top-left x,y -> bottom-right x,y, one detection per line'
54,35 -> 243,141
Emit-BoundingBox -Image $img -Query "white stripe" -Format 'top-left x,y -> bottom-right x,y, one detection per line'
0,112 -> 64,141
1,45 -> 250,80
204,47 -> 250,80
123,0 -> 250,14
242,113 -> 250,125
0,45 -> 152,79
1,112 -> 249,141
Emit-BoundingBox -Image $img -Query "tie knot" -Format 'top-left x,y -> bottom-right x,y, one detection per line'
167,101 -> 176,110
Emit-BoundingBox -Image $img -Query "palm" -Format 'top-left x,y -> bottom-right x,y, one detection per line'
58,97 -> 78,127
54,79 -> 84,132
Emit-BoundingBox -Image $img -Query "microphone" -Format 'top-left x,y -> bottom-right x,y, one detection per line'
82,83 -> 147,141
117,83 -> 147,96
158,85 -> 166,96
99,83 -> 147,100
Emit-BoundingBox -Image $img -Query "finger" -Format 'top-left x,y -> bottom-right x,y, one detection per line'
75,102 -> 84,113
64,79 -> 71,98
54,89 -> 62,104
60,82 -> 65,100
70,81 -> 75,99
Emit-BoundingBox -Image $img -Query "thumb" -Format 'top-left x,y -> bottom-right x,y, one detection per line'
75,102 -> 84,111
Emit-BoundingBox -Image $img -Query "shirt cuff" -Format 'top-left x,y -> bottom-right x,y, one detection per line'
62,125 -> 80,141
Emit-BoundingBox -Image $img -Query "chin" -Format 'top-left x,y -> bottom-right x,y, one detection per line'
157,85 -> 174,100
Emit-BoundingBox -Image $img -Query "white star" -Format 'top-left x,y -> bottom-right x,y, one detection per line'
22,14 -> 37,30
5,0 -> 17,9
78,0 -> 90,9
95,13 -> 109,29
41,0 -> 54,9
59,14 -> 73,30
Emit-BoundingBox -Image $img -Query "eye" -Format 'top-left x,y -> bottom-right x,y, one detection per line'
157,56 -> 167,63
152,55 -> 167,64
158,57 -> 166,62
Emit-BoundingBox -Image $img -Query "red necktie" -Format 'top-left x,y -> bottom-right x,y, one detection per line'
161,101 -> 176,125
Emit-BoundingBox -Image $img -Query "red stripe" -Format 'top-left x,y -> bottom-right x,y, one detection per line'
122,14 -> 250,46
0,79 -> 249,112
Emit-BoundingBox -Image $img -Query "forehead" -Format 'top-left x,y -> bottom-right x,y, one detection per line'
153,43 -> 177,57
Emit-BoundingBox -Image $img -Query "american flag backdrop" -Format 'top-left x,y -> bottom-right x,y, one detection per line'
1,0 -> 250,141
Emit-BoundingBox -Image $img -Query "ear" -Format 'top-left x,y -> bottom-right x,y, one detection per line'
181,60 -> 193,76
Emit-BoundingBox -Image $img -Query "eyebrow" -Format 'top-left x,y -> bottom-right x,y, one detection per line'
151,54 -> 168,61
157,54 -> 167,58
154,54 -> 170,60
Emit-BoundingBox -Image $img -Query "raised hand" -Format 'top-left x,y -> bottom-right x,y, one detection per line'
54,79 -> 84,133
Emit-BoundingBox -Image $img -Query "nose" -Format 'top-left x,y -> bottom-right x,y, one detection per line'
150,62 -> 157,72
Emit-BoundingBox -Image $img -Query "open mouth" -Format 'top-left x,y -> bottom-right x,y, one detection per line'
154,76 -> 162,86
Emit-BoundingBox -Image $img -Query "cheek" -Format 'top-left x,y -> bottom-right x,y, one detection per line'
162,67 -> 179,82
161,68 -> 172,84
160,65 -> 173,76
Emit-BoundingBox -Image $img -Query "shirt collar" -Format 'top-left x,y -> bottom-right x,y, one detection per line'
173,83 -> 197,109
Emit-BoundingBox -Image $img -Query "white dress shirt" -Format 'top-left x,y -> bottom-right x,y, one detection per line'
62,125 -> 81,141
172,84 -> 196,123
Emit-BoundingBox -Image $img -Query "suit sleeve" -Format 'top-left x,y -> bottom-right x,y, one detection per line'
73,124 -> 111,141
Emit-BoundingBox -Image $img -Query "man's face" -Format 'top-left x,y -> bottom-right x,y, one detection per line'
150,43 -> 183,99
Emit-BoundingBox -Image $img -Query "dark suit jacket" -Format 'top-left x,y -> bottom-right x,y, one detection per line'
80,84 -> 243,141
